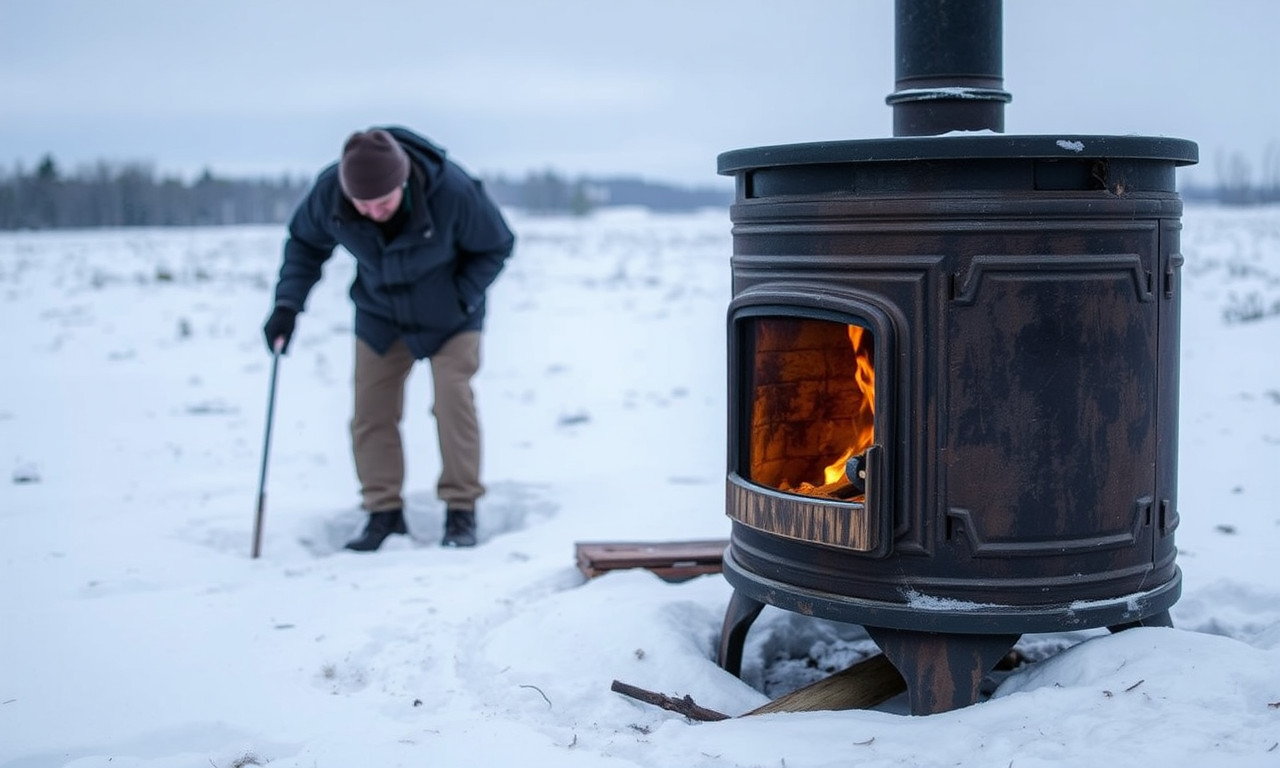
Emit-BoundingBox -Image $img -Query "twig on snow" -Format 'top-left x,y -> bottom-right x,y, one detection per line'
520,683 -> 553,709
610,679 -> 729,722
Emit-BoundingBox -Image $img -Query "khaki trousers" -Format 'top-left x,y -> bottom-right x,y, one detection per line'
351,332 -> 483,513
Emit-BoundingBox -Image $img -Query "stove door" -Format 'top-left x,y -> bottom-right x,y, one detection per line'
727,299 -> 896,555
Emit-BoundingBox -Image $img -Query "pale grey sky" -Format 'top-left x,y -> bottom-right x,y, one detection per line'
2,0 -> 1277,189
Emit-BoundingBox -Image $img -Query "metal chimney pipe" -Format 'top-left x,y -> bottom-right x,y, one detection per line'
887,0 -> 1012,136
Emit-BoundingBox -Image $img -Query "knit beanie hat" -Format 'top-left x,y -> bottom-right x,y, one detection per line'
339,129 -> 410,200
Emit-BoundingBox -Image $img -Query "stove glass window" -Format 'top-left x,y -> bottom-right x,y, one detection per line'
744,316 -> 875,500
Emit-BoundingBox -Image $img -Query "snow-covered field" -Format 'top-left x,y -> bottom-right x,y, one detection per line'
1,203 -> 1278,767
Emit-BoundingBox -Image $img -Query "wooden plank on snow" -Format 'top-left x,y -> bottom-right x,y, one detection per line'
575,539 -> 728,582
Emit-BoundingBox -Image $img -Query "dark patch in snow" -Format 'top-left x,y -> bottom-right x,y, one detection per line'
666,476 -> 710,485
557,411 -> 591,427
11,465 -> 40,484
185,400 -> 238,415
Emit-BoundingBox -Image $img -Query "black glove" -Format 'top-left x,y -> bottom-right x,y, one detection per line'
262,306 -> 298,354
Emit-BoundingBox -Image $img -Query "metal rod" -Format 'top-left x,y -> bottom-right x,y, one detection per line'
251,342 -> 283,558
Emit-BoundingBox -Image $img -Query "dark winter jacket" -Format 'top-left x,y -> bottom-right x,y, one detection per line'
274,126 -> 515,359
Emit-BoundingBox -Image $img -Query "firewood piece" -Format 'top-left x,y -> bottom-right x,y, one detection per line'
792,477 -> 862,500
576,540 -> 728,582
610,680 -> 729,722
744,653 -> 906,715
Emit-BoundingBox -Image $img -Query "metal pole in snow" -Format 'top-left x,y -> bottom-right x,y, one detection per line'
251,339 -> 284,558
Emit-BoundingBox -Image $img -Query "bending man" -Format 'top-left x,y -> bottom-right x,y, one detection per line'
263,126 -> 515,551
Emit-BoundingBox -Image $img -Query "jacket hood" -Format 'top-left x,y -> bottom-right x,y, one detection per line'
382,126 -> 447,197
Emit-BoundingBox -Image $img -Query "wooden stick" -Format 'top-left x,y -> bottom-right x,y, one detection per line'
744,653 -> 905,715
610,680 -> 729,722
611,653 -> 906,722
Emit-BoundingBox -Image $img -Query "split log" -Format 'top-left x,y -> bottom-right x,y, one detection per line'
610,680 -> 729,722
744,653 -> 905,715
789,477 -> 863,500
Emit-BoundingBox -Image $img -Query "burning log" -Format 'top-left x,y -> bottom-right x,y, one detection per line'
787,451 -> 868,500
791,478 -> 862,501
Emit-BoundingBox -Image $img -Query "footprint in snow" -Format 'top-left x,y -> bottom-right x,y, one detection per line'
295,480 -> 558,557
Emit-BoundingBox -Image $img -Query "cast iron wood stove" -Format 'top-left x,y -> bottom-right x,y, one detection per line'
715,0 -> 1197,715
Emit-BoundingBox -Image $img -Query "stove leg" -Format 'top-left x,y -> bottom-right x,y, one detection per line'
717,589 -> 765,677
865,627 -> 1020,715
1108,609 -> 1173,633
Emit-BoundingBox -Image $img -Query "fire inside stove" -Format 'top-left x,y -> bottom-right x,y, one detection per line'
728,311 -> 886,554
745,316 -> 875,500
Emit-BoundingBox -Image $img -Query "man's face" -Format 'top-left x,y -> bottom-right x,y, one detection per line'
350,186 -> 404,222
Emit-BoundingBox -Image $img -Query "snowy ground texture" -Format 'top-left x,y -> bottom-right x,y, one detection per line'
1,204 -> 1279,767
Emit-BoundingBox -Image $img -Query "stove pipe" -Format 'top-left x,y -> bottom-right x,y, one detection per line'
888,0 -> 1012,136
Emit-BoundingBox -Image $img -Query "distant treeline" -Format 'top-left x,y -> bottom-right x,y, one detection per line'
0,156 -> 309,230
483,171 -> 732,214
1187,148 -> 1280,206
4,151 -> 1278,231
0,155 -> 733,231
1182,184 -> 1280,206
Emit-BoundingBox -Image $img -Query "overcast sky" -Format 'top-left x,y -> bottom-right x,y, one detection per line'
2,0 -> 1277,189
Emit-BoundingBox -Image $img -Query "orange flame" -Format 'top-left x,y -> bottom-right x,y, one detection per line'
821,325 -> 875,485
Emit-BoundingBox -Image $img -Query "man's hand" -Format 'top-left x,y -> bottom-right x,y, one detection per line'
262,306 -> 298,354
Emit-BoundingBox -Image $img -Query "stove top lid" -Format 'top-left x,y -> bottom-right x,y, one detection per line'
717,134 -> 1199,176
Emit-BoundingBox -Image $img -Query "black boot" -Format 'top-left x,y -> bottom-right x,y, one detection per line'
345,509 -> 407,552
441,508 -> 477,548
